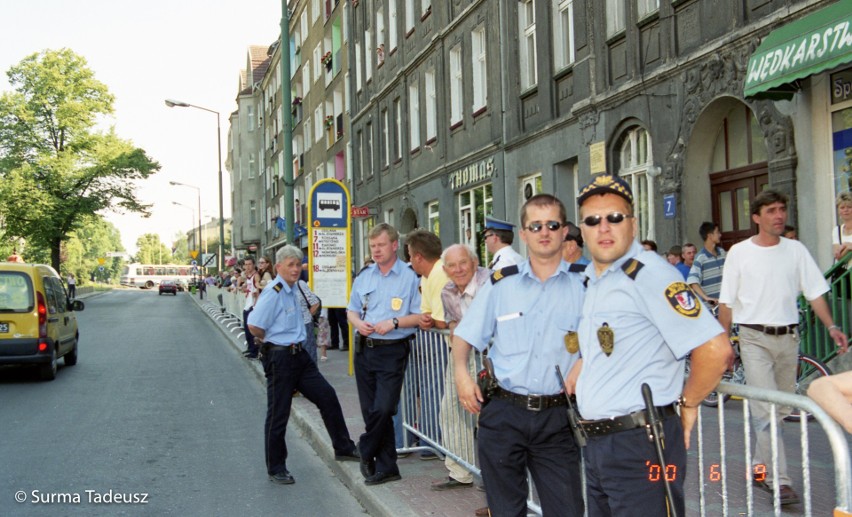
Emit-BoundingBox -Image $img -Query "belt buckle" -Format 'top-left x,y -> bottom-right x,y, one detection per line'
526,395 -> 543,412
366,338 -> 375,348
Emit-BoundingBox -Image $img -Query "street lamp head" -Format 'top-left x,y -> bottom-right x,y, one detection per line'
165,99 -> 190,108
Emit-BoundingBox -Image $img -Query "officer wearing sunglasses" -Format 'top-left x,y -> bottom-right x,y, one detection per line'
568,174 -> 732,517
453,194 -> 586,516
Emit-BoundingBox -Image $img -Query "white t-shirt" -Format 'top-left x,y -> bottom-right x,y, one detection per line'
488,246 -> 523,270
718,237 -> 828,325
832,224 -> 852,245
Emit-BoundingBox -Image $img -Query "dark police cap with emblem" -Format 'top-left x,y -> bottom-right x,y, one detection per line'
577,174 -> 634,206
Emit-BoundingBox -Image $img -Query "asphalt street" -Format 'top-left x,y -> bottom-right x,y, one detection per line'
0,289 -> 368,516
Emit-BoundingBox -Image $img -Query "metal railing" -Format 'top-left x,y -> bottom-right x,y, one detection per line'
201,286 -> 851,516
798,253 -> 852,364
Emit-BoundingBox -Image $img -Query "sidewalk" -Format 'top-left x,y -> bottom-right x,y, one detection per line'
192,295 -> 487,517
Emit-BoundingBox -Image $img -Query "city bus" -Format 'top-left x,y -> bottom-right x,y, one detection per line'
119,263 -> 194,289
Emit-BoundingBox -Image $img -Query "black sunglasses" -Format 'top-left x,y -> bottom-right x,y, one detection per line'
581,212 -> 634,227
524,221 -> 563,233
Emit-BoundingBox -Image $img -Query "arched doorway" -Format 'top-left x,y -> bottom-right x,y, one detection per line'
683,98 -> 769,249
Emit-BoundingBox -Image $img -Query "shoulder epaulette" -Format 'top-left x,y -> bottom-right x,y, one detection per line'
491,265 -> 519,284
273,283 -> 283,292
568,263 -> 587,274
621,258 -> 644,280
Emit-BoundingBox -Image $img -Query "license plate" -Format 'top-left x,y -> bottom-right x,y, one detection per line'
0,322 -> 8,333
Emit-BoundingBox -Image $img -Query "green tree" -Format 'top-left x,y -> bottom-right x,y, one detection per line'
135,233 -> 170,264
63,216 -> 124,285
171,230 -> 190,263
0,48 -> 159,271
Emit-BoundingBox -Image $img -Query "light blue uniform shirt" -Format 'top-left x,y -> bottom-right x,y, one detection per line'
347,259 -> 421,340
576,241 -> 723,420
247,275 -> 306,346
454,260 -> 585,396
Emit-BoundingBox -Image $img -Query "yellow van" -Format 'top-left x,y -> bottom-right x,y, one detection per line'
0,262 -> 84,380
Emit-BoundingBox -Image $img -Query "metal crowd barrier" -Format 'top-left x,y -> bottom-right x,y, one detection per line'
197,293 -> 851,516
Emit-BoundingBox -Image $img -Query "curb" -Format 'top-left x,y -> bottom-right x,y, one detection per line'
187,293 -> 418,517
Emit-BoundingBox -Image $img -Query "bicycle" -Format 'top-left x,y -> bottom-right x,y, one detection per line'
691,335 -> 832,421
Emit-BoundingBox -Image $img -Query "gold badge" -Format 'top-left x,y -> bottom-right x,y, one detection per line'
565,331 -> 579,354
597,323 -> 614,357
391,297 -> 403,311
664,282 -> 702,318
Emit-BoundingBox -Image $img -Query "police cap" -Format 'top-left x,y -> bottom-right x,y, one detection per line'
577,174 -> 634,207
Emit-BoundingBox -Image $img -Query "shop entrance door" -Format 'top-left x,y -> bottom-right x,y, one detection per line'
710,164 -> 768,249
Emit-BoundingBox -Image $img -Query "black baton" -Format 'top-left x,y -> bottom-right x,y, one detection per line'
641,383 -> 677,517
555,365 -> 587,447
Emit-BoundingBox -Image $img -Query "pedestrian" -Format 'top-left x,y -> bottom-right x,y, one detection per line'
347,223 -> 421,486
641,239 -> 658,252
241,256 -> 261,359
6,249 -> 23,262
482,216 -> 523,270
572,174 -> 731,517
431,244 -> 489,495
681,242 -> 697,269
247,245 -> 360,485
66,272 -> 76,299
326,307 -> 349,351
687,221 -> 726,306
718,188 -> 848,506
317,308 -> 331,362
562,221 -> 590,266
454,194 -> 586,517
666,245 -> 690,280
257,255 -> 275,289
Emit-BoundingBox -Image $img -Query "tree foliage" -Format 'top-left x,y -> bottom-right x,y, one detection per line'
63,216 -> 124,285
0,48 -> 160,271
135,233 -> 171,265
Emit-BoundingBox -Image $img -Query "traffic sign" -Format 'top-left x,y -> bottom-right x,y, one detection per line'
190,250 -> 199,259
203,254 -> 216,267
97,258 -> 106,265
98,266 -> 105,272
190,260 -> 198,266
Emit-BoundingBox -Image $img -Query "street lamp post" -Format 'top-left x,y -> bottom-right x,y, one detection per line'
165,99 -> 225,272
169,181 -> 203,262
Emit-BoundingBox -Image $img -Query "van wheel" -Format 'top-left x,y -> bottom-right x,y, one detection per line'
39,347 -> 57,381
145,281 -> 154,289
64,338 -> 78,366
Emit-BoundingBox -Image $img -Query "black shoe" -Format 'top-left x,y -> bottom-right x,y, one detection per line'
360,457 -> 376,479
335,447 -> 360,462
269,471 -> 295,484
431,477 -> 473,491
365,471 -> 401,486
339,347 -> 349,352
244,354 -> 258,360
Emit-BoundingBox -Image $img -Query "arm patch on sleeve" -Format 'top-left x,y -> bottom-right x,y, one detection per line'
273,283 -> 282,293
665,282 -> 702,318
621,258 -> 644,279
491,265 -> 519,284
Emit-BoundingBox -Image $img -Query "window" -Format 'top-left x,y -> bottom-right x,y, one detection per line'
458,184 -> 493,265
427,201 -> 440,237
314,45 -> 322,83
376,7 -> 385,66
305,117 -> 312,151
618,127 -> 654,240
249,153 -> 256,178
519,0 -> 537,90
607,0 -> 626,36
422,0 -> 431,17
301,10 -> 309,40
312,0 -> 320,22
355,41 -> 362,90
393,98 -> 402,160
449,45 -> 463,125
303,59 -> 311,95
637,0 -> 659,19
365,29 -> 373,81
425,67 -> 437,141
247,105 -> 255,132
471,27 -> 487,112
314,107 -> 323,143
365,121 -> 374,175
249,200 -> 257,226
359,217 -> 375,266
409,83 -> 420,150
405,0 -> 415,33
553,0 -> 575,71
389,1 -> 398,51
357,129 -> 364,181
381,108 -> 390,167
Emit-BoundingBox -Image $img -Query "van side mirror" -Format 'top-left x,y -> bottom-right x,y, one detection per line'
68,299 -> 85,312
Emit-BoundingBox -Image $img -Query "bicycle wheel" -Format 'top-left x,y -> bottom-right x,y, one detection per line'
784,354 -> 832,422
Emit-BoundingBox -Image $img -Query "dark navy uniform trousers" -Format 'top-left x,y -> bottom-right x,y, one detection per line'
262,346 -> 355,476
478,398 -> 584,517
584,414 -> 686,517
354,341 -> 410,475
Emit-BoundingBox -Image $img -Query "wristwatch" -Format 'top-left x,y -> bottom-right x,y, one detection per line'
677,395 -> 699,409
392,317 -> 399,329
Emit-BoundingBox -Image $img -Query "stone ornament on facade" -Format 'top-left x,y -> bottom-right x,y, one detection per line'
579,110 -> 600,146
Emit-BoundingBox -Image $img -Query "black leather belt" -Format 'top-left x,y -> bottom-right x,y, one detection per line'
364,337 -> 411,348
739,323 -> 798,336
262,341 -> 305,354
580,404 -> 678,438
492,386 -> 567,412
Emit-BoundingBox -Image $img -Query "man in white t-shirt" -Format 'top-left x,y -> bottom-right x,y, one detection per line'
718,189 -> 848,506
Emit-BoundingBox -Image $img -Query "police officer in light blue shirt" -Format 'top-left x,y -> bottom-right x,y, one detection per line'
248,245 -> 359,485
347,223 -> 421,486
571,174 -> 731,517
454,194 -> 585,517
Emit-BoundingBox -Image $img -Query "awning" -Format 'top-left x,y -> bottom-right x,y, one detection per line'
744,0 -> 852,100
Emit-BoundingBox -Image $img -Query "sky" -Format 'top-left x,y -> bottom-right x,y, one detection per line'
0,0 -> 283,255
